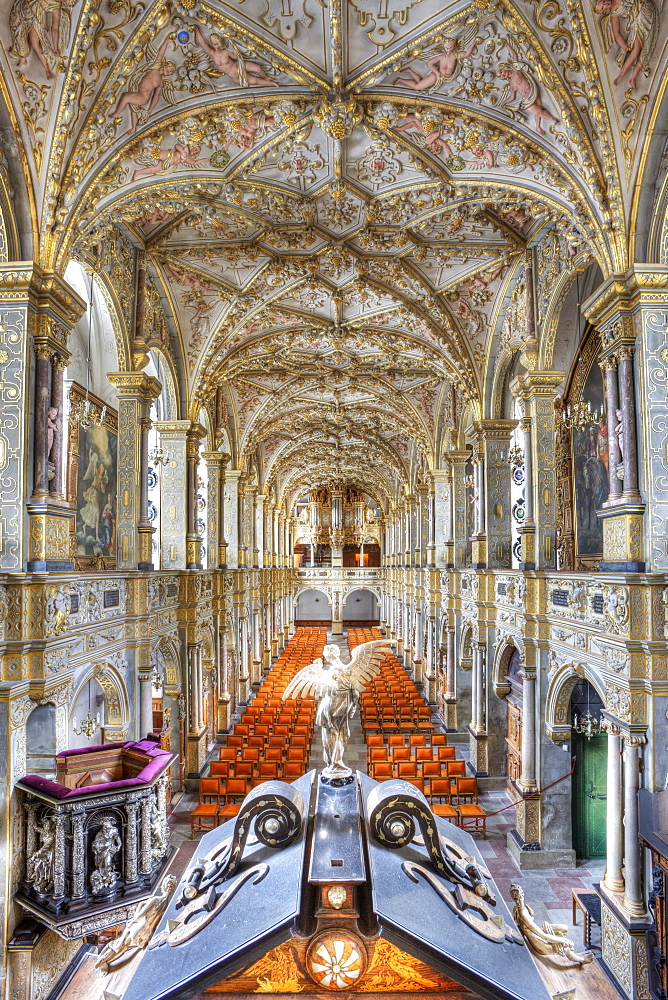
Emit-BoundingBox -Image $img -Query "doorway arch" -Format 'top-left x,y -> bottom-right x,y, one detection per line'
295,588 -> 331,623
570,679 -> 607,860
342,589 -> 380,623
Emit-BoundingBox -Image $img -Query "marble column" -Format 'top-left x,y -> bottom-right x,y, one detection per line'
445,628 -> 455,699
109,373 -> 162,569
49,355 -> 66,499
622,734 -> 647,917
139,673 -> 154,738
186,425 -> 204,569
518,669 -> 537,789
617,347 -> 640,499
604,723 -> 624,893
470,644 -> 480,732
217,628 -> 231,734
602,359 -> 622,502
138,415 -> 154,569
238,618 -> 250,703
33,344 -> 52,498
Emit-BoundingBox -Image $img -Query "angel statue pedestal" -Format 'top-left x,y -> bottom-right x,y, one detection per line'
283,640 -> 394,786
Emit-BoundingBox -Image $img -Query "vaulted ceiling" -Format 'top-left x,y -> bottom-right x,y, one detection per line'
1,0 -> 666,505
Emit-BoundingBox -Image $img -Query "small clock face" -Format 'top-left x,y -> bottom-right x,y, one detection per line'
306,931 -> 367,990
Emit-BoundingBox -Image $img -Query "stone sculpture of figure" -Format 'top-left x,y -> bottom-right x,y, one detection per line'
46,406 -> 58,459
27,815 -> 56,892
9,0 -> 74,79
496,41 -> 560,135
615,408 -> 624,458
596,0 -> 659,89
95,874 -> 177,974
509,884 -> 594,966
283,640 -> 394,783
109,34 -> 177,135
192,27 -> 279,87
90,817 -> 122,894
150,796 -> 167,860
395,32 -> 479,90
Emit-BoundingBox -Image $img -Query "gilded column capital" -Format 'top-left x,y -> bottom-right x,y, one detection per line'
107,371 -> 162,402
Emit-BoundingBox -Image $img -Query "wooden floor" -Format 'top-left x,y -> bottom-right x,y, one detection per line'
533,951 -> 624,1000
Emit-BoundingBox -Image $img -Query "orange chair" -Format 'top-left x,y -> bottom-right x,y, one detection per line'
437,746 -> 456,762
287,747 -> 305,761
369,748 -> 389,765
218,778 -> 248,820
371,762 -> 393,781
258,761 -> 282,781
397,762 -> 419,781
454,779 -> 487,837
415,747 -> 434,768
190,778 -> 221,838
219,746 -> 237,762
446,760 -> 467,793
429,778 -> 458,822
409,734 -> 428,749
367,735 -> 385,748
227,735 -> 243,751
282,761 -> 303,780
210,761 -> 229,778
392,746 -> 411,764
431,734 -> 448,747
230,760 -> 253,779
388,734 -> 405,748
247,736 -> 265,750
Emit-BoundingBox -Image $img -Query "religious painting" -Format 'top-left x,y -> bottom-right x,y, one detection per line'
67,383 -> 118,569
572,349 -> 609,561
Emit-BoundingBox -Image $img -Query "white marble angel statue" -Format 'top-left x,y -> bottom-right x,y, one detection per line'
283,640 -> 394,784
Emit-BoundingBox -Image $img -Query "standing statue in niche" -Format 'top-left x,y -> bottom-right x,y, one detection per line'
90,817 -> 122,893
509,884 -> 594,966
27,815 -> 56,892
283,640 -> 395,784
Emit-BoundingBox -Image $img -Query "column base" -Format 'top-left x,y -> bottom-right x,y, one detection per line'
26,503 -> 75,571
137,562 -> 154,570
186,563 -> 203,570
598,504 -> 645,571
507,829 -> 575,869
27,560 -> 74,573
518,561 -> 535,571
470,536 -> 486,567
331,620 -> 343,635
468,727 -> 488,776
599,560 -> 646,572
599,888 -> 652,1000
186,727 -> 207,776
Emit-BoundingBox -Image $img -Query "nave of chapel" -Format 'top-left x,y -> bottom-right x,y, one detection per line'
0,0 -> 668,996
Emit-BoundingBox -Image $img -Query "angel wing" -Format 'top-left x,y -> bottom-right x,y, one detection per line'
347,639 -> 394,693
282,657 -> 338,701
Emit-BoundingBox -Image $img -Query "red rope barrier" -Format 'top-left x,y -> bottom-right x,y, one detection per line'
459,756 -> 577,827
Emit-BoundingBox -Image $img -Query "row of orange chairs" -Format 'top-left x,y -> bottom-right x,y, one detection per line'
349,628 -> 433,733
191,628 -> 325,836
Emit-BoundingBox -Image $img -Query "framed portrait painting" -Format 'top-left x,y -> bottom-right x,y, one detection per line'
572,348 -> 609,563
67,383 -> 118,569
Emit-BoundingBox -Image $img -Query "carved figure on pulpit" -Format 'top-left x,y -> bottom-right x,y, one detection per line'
510,884 -> 593,966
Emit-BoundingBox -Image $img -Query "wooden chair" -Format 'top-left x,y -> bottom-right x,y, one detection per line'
258,761 -> 281,781
371,761 -> 393,781
392,746 -> 411,764
437,746 -> 456,762
218,778 -> 248,821
190,778 -> 221,838
429,778 -> 458,823
209,761 -> 229,778
409,734 -> 428,749
430,734 -> 448,747
388,734 -> 405,748
397,762 -> 419,781
219,746 -> 237,762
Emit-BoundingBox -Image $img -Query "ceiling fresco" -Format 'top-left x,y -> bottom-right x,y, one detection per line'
0,0 -> 666,504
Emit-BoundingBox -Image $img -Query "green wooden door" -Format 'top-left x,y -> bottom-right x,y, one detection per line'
572,732 -> 607,859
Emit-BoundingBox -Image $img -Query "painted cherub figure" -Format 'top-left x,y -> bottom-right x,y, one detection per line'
109,34 -> 177,134
192,27 -> 279,87
595,0 -> 659,89
395,30 -> 479,90
394,114 -> 454,155
9,0 -> 74,79
496,41 -> 560,135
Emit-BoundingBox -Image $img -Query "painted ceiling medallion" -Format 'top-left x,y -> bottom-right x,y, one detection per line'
306,931 -> 368,989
